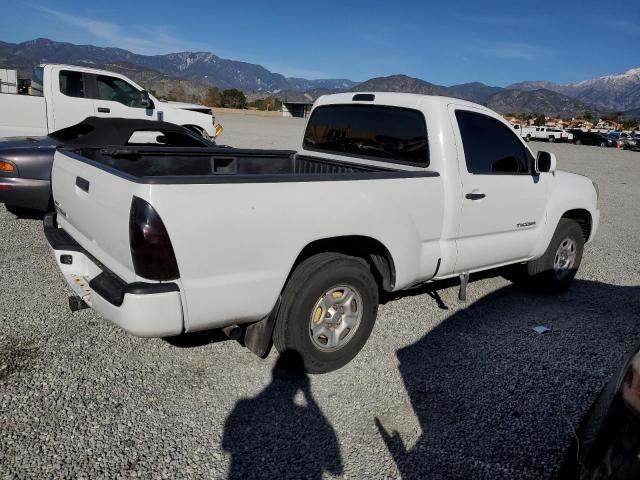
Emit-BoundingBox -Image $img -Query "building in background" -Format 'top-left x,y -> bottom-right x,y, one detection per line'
282,100 -> 313,118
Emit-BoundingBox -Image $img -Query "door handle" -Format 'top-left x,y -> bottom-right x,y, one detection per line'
465,192 -> 486,200
97,107 -> 110,113
75,176 -> 90,193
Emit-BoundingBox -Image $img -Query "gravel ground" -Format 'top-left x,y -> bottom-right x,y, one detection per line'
1,113 -> 639,479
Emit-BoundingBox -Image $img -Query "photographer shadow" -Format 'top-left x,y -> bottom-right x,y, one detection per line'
222,350 -> 343,480
376,280 -> 640,479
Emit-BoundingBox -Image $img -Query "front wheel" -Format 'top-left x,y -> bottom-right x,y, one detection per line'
504,219 -> 584,293
273,253 -> 379,373
548,136 -> 556,143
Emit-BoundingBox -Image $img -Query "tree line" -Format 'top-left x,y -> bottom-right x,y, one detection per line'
155,85 -> 282,111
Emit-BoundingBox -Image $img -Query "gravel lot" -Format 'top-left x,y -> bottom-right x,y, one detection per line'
1,112 -> 639,479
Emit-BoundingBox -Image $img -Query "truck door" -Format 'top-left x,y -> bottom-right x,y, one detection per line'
87,73 -> 157,122
49,69 -> 96,131
450,106 -> 549,272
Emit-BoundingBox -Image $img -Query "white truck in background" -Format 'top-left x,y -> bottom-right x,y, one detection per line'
513,124 -> 573,142
0,64 -> 218,138
0,68 -> 18,94
46,93 -> 599,373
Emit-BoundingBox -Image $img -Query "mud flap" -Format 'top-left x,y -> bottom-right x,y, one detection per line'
244,297 -> 281,358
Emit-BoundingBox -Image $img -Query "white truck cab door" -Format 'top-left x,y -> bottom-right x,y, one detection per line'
451,107 -> 549,272
88,73 -> 157,121
49,69 -> 96,132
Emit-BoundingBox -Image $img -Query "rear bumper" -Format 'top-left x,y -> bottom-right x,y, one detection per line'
44,213 -> 184,337
0,177 -> 50,211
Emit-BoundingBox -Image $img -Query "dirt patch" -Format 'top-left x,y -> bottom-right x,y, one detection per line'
0,337 -> 39,380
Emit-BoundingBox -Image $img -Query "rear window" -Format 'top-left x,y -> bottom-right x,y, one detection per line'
303,105 -> 429,166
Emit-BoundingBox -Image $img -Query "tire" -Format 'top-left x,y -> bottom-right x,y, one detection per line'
549,135 -> 555,143
600,141 -> 607,147
575,139 -> 582,145
526,134 -> 532,142
505,218 -> 584,293
273,252 -> 379,374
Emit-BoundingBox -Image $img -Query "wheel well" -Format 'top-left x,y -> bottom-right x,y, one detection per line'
182,125 -> 205,136
291,236 -> 396,292
561,209 -> 592,241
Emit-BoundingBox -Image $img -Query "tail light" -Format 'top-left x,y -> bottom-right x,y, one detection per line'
0,159 -> 15,172
129,197 -> 179,281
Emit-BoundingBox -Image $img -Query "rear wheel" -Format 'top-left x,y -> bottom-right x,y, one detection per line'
549,135 -> 556,142
273,253 -> 379,373
526,134 -> 532,142
504,219 -> 584,293
575,139 -> 582,145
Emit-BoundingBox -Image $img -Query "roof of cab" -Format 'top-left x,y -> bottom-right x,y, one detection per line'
314,91 -> 493,114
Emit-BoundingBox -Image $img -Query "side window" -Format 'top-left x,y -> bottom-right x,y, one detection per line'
455,110 -> 530,174
303,104 -> 429,165
94,75 -> 144,108
59,70 -> 85,98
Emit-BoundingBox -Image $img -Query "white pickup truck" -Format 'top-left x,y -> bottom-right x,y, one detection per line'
514,125 -> 574,143
45,93 -> 600,373
0,64 -> 218,139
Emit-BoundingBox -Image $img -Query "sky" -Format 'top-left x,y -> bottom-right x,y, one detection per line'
2,0 -> 639,86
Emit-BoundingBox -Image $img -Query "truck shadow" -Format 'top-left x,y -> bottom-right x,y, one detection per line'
4,204 -> 46,220
376,280 -> 640,479
222,350 -> 343,479
163,329 -> 229,348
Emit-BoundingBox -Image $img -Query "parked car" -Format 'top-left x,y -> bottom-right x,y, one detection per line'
560,344 -> 640,479
44,93 -> 600,373
571,130 -> 612,147
607,132 -> 633,149
0,117 -> 215,211
622,134 -> 639,151
0,64 -> 221,139
521,126 -> 573,142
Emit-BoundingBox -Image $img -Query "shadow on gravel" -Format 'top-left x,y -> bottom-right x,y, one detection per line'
162,329 -> 229,348
376,280 -> 640,480
4,205 -> 46,220
222,350 -> 343,480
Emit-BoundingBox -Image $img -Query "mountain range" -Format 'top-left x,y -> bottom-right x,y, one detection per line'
508,68 -> 640,112
1,38 -> 639,119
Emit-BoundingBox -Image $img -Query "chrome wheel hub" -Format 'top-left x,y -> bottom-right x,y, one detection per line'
553,238 -> 576,279
309,285 -> 363,352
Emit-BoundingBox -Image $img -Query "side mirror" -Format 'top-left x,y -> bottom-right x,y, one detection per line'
535,151 -> 556,174
139,90 -> 153,109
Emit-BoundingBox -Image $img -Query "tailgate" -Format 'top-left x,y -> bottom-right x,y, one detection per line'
51,150 -> 146,283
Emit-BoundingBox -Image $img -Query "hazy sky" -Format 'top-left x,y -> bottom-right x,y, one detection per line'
3,0 -> 639,86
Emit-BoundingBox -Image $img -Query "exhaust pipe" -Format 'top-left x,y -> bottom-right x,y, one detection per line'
68,296 -> 89,312
222,325 -> 242,341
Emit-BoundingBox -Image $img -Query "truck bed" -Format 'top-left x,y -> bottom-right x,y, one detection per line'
63,146 -> 427,183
